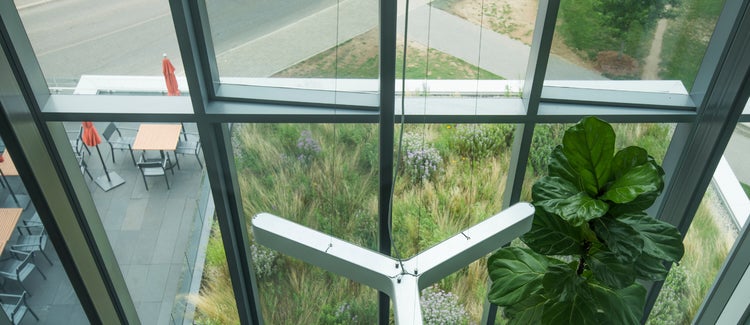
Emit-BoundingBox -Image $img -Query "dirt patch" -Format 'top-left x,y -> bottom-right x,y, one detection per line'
594,51 -> 640,79
275,30 -> 380,78
442,0 -> 538,45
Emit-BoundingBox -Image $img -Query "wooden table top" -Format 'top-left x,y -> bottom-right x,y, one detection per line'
132,124 -> 182,151
0,208 -> 22,253
0,152 -> 18,176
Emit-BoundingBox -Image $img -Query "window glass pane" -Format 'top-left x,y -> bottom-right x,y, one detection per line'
191,218 -> 240,323
648,120 -> 748,322
399,0 -> 537,100
0,136 -> 87,323
232,123 -> 379,322
206,0 -> 380,95
56,121 -> 209,323
647,185 -> 735,323
17,1 -> 185,95
392,123 -> 515,323
545,0 -> 726,92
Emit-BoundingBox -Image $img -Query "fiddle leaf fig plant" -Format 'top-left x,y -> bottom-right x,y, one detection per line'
487,117 -> 684,324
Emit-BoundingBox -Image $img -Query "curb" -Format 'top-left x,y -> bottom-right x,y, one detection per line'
736,123 -> 750,138
17,0 -> 54,11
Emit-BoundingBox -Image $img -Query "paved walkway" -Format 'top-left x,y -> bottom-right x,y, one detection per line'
398,5 -> 603,80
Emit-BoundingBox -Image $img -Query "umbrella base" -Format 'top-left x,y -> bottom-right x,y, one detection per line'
95,172 -> 125,192
3,194 -> 30,209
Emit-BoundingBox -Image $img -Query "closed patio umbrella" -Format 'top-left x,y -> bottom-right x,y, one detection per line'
162,54 -> 180,96
162,54 -> 187,140
82,122 -> 125,191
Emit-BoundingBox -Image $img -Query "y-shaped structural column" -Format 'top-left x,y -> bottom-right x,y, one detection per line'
252,202 -> 535,324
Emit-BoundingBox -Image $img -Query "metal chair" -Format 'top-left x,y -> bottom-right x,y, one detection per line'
0,252 -> 46,296
0,291 -> 38,324
102,122 -> 137,165
175,132 -> 203,169
136,154 -> 170,190
11,226 -> 53,266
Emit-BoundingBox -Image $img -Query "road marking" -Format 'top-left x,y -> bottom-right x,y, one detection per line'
37,12 -> 170,57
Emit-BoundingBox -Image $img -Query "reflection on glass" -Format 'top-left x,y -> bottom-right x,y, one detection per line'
206,0 -> 379,91
232,123 -> 379,323
0,137 -> 87,323
392,123 -> 513,322
17,1 -> 184,94
546,0 -> 725,90
58,121 -> 208,323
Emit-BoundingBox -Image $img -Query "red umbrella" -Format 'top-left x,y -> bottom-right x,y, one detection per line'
162,54 -> 180,96
82,122 -> 112,183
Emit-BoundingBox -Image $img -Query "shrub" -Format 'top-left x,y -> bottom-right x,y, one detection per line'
420,285 -> 470,325
528,124 -> 566,176
404,146 -> 443,183
250,242 -> 278,280
297,129 -> 322,163
400,132 -> 443,183
319,299 -> 378,325
453,124 -> 502,161
647,264 -> 690,325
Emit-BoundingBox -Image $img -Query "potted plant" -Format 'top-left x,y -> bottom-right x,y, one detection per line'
487,117 -> 684,324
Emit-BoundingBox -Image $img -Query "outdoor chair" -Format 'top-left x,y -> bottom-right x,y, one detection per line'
175,132 -> 203,169
0,252 -> 46,296
136,153 -> 170,190
0,291 -> 38,324
11,226 -> 53,266
102,122 -> 137,166
19,212 -> 42,234
67,125 -> 90,156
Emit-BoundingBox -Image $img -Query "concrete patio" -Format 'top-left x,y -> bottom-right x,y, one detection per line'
0,122 -> 211,325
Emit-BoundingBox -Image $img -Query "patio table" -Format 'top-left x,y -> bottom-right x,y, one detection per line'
132,124 -> 182,170
0,208 -> 22,253
0,152 -> 29,208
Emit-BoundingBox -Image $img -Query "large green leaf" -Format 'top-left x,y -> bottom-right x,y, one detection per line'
600,163 -> 662,204
562,117 -> 615,196
632,253 -> 669,281
592,216 -> 643,263
620,213 -> 684,262
552,192 -> 609,227
522,209 -> 584,255
504,294 -> 546,325
611,146 -> 648,179
487,247 -> 561,306
590,282 -> 647,325
532,176 -> 578,203
588,247 -> 636,289
608,191 -> 660,216
548,145 -> 580,188
541,264 -> 599,324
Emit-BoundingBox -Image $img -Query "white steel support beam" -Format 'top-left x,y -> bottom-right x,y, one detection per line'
252,203 -> 534,324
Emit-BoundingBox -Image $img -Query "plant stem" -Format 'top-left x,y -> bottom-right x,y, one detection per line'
577,240 -> 592,275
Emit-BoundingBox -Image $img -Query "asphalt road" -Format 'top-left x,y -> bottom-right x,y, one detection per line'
18,0 -> 335,82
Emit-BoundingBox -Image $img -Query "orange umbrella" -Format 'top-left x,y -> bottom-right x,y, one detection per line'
162,54 -> 180,96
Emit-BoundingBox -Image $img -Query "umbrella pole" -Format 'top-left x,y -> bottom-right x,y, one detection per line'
92,144 -> 124,191
95,144 -> 112,182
